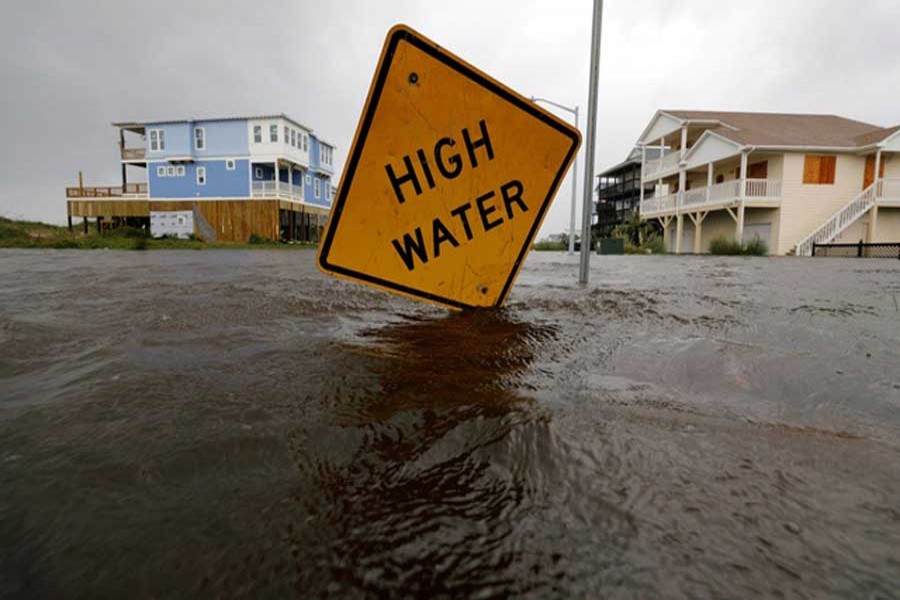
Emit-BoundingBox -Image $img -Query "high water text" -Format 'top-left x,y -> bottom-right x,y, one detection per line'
384,120 -> 528,271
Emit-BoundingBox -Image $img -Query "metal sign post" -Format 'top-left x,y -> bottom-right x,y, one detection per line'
579,0 -> 604,285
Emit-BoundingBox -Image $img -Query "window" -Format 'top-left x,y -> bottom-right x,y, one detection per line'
322,146 -> 332,166
270,124 -> 278,143
157,165 -> 166,177
290,129 -> 296,147
226,159 -> 236,171
314,178 -> 320,199
284,126 -> 289,145
166,165 -> 176,177
194,127 -> 205,151
803,155 -> 836,184
197,166 -> 206,186
302,135 -> 308,151
149,129 -> 165,152
253,125 -> 262,143
176,165 -> 185,176
715,174 -> 724,184
255,167 -> 263,179
306,174 -> 311,185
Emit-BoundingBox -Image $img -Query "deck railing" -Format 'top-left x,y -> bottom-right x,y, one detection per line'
642,152 -> 681,180
641,179 -> 781,216
120,147 -> 146,160
251,181 -> 304,201
66,183 -> 148,198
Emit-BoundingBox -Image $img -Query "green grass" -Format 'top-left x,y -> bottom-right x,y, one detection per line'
532,239 -> 567,251
0,217 -> 317,250
709,235 -> 768,256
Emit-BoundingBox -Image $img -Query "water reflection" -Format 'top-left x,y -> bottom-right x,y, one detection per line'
273,311 -> 584,596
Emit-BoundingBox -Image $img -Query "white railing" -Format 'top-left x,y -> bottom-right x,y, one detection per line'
744,178 -> 782,199
251,181 -> 304,201
795,182 -> 878,257
641,179 -> 781,216
642,152 -> 681,180
877,178 -> 900,200
640,192 -> 677,215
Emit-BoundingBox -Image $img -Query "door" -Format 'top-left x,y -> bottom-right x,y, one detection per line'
863,155 -> 885,189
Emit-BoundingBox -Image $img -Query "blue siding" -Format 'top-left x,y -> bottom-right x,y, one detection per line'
192,120 -> 249,157
146,123 -> 191,159
146,119 -> 248,159
149,159 -> 250,198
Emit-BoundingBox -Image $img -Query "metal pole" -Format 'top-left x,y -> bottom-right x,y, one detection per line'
568,107 -> 579,255
579,0 -> 603,284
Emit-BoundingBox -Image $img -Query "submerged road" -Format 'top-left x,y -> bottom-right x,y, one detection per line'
1,250 -> 899,598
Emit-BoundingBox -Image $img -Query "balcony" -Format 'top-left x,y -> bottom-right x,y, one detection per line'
641,179 -> 781,217
121,147 -> 146,161
66,183 -> 148,198
251,181 -> 304,201
642,152 -> 681,180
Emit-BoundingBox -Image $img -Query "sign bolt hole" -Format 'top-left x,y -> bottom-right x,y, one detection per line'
478,285 -> 488,295
408,72 -> 419,85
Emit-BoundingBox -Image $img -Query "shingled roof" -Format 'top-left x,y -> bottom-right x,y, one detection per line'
662,110 -> 897,148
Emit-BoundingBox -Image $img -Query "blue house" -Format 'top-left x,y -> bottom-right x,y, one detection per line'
67,114 -> 336,242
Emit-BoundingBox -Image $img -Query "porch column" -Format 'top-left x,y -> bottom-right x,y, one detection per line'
639,145 -> 646,211
868,204 -> 879,243
274,161 -> 280,195
735,203 -> 745,242
736,151 -> 748,241
693,216 -> 703,254
739,150 -> 749,198
874,149 -> 882,193
679,125 -> 688,160
675,213 -> 683,255
120,129 -> 127,188
83,217 -> 88,234
289,164 -> 294,199
67,215 -> 73,232
706,163 -> 713,203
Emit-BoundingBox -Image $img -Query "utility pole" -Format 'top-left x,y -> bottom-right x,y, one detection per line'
530,97 -> 579,255
579,0 -> 604,284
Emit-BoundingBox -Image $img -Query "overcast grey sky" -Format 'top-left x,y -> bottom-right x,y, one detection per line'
2,0 -> 899,236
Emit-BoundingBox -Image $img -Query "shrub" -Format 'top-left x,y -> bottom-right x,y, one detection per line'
132,237 -> 149,250
624,235 -> 666,255
743,236 -> 768,256
248,233 -> 270,245
709,235 -> 768,256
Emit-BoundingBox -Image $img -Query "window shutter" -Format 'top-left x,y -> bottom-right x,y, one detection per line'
803,155 -> 820,183
820,156 -> 836,184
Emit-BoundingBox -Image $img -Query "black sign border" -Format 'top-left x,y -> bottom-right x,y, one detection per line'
318,26 -> 580,310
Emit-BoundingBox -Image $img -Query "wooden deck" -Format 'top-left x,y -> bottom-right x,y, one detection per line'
66,198 -> 329,243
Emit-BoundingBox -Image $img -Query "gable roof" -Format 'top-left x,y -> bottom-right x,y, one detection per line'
657,110 -> 896,149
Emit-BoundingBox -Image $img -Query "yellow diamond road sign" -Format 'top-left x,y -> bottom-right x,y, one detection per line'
318,25 -> 581,310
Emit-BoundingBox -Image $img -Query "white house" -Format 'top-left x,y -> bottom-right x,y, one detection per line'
635,110 -> 900,255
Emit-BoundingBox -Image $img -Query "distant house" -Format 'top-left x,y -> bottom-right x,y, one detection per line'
594,146 -> 661,238
635,110 -> 900,255
66,114 -> 337,242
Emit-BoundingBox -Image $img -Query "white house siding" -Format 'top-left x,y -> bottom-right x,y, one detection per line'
775,152 -> 867,255
883,154 -> 899,178
874,208 -> 900,243
248,118 -> 311,168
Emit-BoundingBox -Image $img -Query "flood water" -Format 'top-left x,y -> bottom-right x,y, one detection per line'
1,249 -> 899,599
